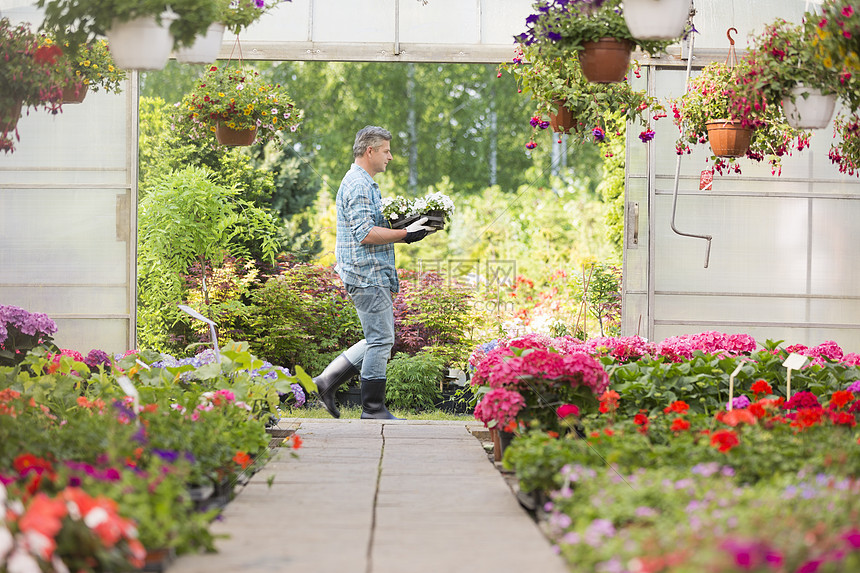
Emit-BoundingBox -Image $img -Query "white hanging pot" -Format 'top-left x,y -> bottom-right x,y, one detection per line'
783,85 -> 838,129
175,22 -> 226,64
623,0 -> 692,41
106,15 -> 176,70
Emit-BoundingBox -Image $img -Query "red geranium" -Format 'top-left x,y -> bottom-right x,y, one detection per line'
751,379 -> 773,397
663,400 -> 690,415
670,418 -> 690,432
710,429 -> 740,452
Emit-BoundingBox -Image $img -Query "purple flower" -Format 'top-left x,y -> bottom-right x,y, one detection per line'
84,348 -> 111,370
727,395 -> 751,410
846,380 -> 860,393
639,129 -> 656,143
539,120 -> 550,129
255,0 -> 265,7
154,449 -> 180,463
592,127 -> 605,142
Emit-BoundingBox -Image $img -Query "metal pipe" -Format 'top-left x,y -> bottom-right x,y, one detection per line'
669,6 -> 712,268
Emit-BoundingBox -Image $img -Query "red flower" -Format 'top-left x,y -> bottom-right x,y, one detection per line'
790,408 -> 824,430
290,434 -> 303,449
663,400 -> 689,415
670,418 -> 690,432
33,44 -> 63,65
751,379 -> 773,396
829,410 -> 856,427
634,413 -> 649,426
710,429 -> 740,452
829,390 -> 854,410
233,451 -> 252,469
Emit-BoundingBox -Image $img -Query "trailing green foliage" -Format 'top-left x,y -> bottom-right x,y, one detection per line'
137,165 -> 280,351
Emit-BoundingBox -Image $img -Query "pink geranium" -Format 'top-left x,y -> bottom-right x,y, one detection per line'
474,388 -> 526,428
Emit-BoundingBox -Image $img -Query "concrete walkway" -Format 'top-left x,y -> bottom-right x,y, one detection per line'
168,419 -> 569,573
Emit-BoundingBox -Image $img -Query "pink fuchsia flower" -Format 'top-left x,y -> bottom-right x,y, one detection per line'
638,129 -> 655,143
473,388 -> 525,428
525,141 -> 537,149
592,127 -> 605,142
529,116 -> 540,127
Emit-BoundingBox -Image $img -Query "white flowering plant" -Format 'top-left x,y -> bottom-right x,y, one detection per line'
382,191 -> 455,229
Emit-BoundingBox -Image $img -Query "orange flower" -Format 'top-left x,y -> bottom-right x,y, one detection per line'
719,408 -> 757,427
18,494 -> 67,557
233,451 -> 252,469
290,435 -> 303,449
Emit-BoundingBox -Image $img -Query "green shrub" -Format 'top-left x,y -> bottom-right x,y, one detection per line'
385,352 -> 446,411
247,263 -> 363,374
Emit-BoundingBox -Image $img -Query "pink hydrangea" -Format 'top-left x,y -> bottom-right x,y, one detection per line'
809,340 -> 844,361
474,388 -> 526,428
506,332 -> 554,351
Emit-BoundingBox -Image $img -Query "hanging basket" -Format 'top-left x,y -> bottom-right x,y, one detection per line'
782,85 -> 837,130
61,81 -> 88,104
705,119 -> 753,158
176,23 -> 226,64
106,16 -> 175,70
623,0 -> 692,41
578,38 -> 632,83
215,123 -> 258,146
549,100 -> 576,134
0,99 -> 23,134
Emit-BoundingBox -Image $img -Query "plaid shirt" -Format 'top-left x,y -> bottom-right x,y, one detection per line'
335,164 -> 399,292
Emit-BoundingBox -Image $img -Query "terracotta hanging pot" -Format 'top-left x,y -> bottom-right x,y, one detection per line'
549,100 -> 576,134
578,38 -> 633,83
61,81 -> 88,104
782,85 -> 837,130
215,123 -> 258,146
623,0 -> 692,41
705,119 -> 753,158
0,99 -> 23,134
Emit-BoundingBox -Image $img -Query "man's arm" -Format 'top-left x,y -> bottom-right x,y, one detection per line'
361,226 -> 408,245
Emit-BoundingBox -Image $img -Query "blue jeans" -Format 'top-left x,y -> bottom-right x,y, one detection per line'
344,285 -> 395,380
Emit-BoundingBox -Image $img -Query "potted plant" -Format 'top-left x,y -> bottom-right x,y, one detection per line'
40,36 -> 127,104
37,0 -> 221,70
810,0 -> 860,112
0,18 -> 65,153
515,0 -> 680,83
671,60 -> 809,175
381,191 -> 455,230
173,64 -> 303,147
176,0 -> 290,64
622,0 -> 693,41
500,43 -> 665,147
732,18 -> 841,130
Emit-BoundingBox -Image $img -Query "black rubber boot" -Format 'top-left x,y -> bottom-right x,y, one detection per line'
313,354 -> 359,418
360,378 -> 401,420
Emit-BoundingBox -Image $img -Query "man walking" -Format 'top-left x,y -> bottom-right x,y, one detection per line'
313,126 -> 433,419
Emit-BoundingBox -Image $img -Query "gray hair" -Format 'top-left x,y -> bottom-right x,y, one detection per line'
353,126 -> 392,158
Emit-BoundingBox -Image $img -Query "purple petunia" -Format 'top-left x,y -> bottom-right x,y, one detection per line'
727,395 -> 751,410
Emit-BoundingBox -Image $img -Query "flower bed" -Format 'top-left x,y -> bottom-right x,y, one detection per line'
1,314 -> 311,571
469,331 -> 860,572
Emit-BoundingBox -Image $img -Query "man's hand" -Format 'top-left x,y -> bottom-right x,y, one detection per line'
403,217 -> 434,244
